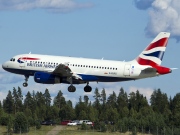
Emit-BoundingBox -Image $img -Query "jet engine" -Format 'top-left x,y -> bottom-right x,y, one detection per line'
34,72 -> 61,84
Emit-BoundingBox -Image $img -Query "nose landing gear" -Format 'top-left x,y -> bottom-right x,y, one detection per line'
23,75 -> 29,87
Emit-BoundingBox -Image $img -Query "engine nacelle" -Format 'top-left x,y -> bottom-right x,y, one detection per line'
34,72 -> 61,84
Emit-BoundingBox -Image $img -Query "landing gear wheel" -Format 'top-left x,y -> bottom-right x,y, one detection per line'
84,85 -> 92,92
23,82 -> 28,87
68,85 -> 76,92
23,75 -> 29,87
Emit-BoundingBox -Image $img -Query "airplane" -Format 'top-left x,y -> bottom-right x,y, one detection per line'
2,32 -> 174,92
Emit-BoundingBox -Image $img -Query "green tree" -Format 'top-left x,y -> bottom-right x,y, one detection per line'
17,87 -> 23,112
59,104 -> 75,120
171,93 -> 180,126
43,88 -> 51,106
14,112 -> 28,133
117,87 -> 128,111
93,88 -> 101,110
24,91 -> 33,112
107,91 -> 117,108
3,90 -> 13,114
150,89 -> 169,113
100,88 -> 106,106
53,90 -> 66,109
36,91 -> 45,107
84,95 -> 89,106
13,87 -> 18,114
12,87 -> 23,114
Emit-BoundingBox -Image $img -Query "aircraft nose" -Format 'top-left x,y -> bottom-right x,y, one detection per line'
2,62 -> 8,70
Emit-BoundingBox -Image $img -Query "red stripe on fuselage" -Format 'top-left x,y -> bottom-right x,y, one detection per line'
145,37 -> 168,51
21,57 -> 40,60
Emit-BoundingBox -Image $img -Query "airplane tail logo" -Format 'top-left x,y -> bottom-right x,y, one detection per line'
136,32 -> 170,67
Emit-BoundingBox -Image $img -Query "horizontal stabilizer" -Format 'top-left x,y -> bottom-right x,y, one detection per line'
142,67 -> 157,73
170,68 -> 178,70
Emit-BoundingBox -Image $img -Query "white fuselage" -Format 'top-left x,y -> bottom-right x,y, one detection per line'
2,54 -> 156,84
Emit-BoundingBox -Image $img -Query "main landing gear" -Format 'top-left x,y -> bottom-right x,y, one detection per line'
84,83 -> 92,92
67,81 -> 92,93
68,85 -> 76,92
23,75 -> 29,87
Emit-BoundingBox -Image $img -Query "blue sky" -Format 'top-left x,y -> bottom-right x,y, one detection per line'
0,0 -> 180,104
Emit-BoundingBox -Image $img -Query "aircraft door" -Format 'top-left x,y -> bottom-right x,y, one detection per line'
19,57 -> 26,68
123,64 -> 131,76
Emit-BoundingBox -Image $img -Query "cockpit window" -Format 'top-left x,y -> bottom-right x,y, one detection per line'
10,58 -> 15,62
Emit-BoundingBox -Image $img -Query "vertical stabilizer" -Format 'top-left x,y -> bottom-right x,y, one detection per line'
136,32 -> 170,66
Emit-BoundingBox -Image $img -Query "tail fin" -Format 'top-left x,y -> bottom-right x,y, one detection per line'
136,32 -> 170,66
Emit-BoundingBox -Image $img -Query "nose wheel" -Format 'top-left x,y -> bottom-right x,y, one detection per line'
23,75 -> 29,87
23,82 -> 28,87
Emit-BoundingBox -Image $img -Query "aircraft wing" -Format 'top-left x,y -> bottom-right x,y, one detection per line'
52,63 -> 83,80
53,63 -> 73,77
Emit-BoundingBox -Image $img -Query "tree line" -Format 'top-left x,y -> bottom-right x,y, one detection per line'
0,86 -> 180,134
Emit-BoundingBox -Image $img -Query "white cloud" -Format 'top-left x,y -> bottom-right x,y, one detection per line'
0,91 -> 8,102
0,0 -> 93,13
0,64 -> 24,84
134,0 -> 180,42
0,65 -> 5,73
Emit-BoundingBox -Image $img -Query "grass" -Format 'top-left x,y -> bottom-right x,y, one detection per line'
0,125 -> 153,135
0,125 -> 55,135
58,126 -> 152,135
